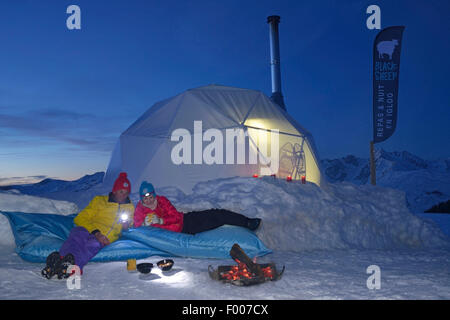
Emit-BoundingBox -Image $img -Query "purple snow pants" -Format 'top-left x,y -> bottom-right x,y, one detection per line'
59,226 -> 104,271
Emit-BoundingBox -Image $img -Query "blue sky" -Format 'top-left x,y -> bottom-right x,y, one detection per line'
0,0 -> 449,185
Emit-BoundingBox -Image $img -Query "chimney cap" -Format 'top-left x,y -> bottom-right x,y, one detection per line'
267,15 -> 280,24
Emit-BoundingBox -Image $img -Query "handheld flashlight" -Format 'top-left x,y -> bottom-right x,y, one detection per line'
121,213 -> 129,222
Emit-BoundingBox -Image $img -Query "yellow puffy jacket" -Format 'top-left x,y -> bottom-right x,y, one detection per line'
73,194 -> 135,243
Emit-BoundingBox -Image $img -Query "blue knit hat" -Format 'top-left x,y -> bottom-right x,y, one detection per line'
139,181 -> 155,199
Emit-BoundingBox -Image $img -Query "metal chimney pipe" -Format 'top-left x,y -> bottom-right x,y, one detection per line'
267,15 -> 286,111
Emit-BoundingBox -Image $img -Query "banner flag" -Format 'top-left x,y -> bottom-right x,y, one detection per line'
373,26 -> 405,143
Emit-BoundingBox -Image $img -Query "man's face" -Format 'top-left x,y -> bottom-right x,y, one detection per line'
113,189 -> 129,203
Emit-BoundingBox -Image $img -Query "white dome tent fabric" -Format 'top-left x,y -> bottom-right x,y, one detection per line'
104,85 -> 324,194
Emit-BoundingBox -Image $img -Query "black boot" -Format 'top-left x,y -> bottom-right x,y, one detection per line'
57,253 -> 76,279
247,218 -> 262,231
41,251 -> 62,279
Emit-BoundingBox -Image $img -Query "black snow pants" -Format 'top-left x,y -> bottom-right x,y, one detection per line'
181,208 -> 249,235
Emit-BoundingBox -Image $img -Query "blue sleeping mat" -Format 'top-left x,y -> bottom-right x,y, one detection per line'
1,211 -> 271,263
122,224 -> 271,259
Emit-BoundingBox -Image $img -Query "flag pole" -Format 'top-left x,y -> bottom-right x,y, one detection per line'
370,140 -> 376,185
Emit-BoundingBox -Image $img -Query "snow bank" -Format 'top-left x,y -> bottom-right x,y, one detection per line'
159,177 -> 450,251
1,177 -> 448,252
0,191 -> 79,247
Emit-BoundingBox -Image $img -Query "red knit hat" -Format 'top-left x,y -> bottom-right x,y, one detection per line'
112,172 -> 131,193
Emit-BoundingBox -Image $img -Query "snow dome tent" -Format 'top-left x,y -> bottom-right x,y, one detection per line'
104,84 -> 324,194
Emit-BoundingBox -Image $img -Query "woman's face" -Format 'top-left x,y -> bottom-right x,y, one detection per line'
142,192 -> 156,207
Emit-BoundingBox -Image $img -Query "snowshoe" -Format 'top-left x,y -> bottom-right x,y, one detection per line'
41,251 -> 62,280
57,253 -> 76,279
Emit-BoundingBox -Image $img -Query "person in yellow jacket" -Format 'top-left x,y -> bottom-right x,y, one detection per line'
41,172 -> 135,279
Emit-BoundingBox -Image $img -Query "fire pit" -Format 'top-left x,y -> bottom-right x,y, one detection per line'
208,244 -> 285,286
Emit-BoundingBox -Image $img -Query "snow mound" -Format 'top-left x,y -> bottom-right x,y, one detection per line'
162,177 -> 450,251
0,192 -> 79,247
0,176 -> 448,253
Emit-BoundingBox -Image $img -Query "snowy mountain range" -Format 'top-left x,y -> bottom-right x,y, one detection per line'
0,171 -> 105,195
0,172 -> 106,210
1,150 -> 448,213
321,149 -> 450,213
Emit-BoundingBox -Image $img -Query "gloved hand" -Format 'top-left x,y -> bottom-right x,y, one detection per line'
144,214 -> 153,226
93,231 -> 110,247
121,220 -> 130,231
144,214 -> 163,226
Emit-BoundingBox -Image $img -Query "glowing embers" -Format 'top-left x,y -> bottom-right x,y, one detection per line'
208,262 -> 283,286
220,259 -> 277,281
208,243 -> 284,286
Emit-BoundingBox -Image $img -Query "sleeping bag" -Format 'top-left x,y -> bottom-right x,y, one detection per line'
1,211 -> 271,263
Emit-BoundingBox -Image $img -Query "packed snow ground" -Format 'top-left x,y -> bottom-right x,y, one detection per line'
1,177 -> 449,299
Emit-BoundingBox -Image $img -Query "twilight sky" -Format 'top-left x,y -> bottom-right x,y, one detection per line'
0,0 -> 449,185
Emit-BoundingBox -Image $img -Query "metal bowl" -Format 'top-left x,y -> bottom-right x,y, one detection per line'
137,263 -> 153,274
157,259 -> 174,271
